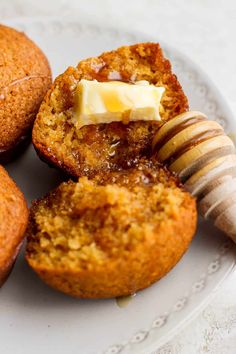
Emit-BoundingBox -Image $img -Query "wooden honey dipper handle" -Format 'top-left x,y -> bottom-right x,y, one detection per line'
153,111 -> 236,242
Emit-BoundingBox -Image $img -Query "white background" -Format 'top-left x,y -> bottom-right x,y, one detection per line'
0,1 -> 236,353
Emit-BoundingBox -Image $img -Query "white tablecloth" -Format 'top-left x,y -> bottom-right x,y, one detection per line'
1,0 -> 236,353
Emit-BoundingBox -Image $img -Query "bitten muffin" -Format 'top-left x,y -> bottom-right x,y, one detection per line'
0,166 -> 28,286
0,24 -> 52,163
26,159 -> 197,298
33,43 -> 188,178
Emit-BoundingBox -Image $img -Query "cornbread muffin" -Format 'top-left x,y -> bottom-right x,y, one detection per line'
0,24 -> 52,163
0,166 -> 28,286
26,159 -> 197,298
33,43 -> 188,177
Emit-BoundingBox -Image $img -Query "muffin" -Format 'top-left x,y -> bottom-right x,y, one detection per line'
0,166 -> 28,286
0,24 -> 52,163
26,159 -> 197,298
32,42 -> 188,178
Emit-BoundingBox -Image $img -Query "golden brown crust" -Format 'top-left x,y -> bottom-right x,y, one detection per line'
0,24 -> 52,162
33,43 -> 188,178
0,166 -> 28,286
26,159 -> 197,298
0,135 -> 31,164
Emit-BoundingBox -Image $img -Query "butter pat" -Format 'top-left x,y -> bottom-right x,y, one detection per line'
74,79 -> 165,129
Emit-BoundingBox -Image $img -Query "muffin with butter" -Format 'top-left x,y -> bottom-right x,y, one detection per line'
33,42 -> 188,177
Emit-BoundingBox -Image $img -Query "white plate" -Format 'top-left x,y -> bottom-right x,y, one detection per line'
1,17 -> 236,354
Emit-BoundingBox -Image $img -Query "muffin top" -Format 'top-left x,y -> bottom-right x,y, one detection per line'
26,159 -> 196,271
0,24 -> 52,155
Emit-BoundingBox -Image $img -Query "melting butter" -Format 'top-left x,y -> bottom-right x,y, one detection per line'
74,79 -> 165,129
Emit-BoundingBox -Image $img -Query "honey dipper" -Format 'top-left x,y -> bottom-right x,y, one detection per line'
152,111 -> 236,242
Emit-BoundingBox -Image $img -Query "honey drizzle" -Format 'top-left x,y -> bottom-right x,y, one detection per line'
116,293 -> 136,308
